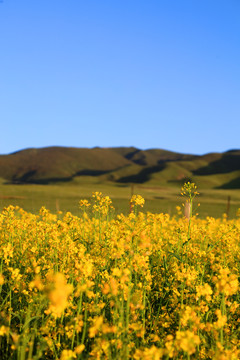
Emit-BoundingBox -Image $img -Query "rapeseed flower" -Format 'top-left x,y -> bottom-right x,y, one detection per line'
0,192 -> 240,359
130,194 -> 145,207
176,330 -> 200,355
45,273 -> 73,318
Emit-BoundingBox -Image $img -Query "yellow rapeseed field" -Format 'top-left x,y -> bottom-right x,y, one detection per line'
0,184 -> 240,359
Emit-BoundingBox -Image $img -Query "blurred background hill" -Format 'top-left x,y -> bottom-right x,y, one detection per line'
0,146 -> 240,218
0,146 -> 239,189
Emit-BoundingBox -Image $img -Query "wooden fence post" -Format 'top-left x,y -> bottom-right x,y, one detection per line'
184,201 -> 191,220
226,195 -> 231,218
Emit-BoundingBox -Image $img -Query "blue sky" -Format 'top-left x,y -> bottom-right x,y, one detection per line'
0,0 -> 239,155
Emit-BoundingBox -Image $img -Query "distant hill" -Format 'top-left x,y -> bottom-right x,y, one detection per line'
0,146 -> 240,189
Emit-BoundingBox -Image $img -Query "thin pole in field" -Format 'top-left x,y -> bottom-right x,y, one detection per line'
226,195 -> 231,218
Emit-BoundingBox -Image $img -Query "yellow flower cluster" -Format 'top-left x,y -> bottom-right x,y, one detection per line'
176,330 -> 200,355
0,191 -> 239,359
44,273 -> 73,318
214,266 -> 239,297
130,194 -> 145,207
181,181 -> 199,199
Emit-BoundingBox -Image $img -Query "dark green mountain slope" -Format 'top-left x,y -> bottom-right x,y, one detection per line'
0,146 -> 239,189
0,147 -> 132,183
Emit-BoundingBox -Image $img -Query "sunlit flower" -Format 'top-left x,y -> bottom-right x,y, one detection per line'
45,273 -> 73,318
176,330 -> 200,355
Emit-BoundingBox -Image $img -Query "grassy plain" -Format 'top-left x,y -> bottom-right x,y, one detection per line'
0,147 -> 240,218
0,177 -> 240,218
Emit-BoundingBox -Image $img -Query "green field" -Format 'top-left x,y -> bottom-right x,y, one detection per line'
0,147 -> 240,218
0,176 -> 240,219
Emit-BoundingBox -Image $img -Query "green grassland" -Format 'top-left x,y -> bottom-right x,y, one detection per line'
0,146 -> 240,218
0,176 -> 240,219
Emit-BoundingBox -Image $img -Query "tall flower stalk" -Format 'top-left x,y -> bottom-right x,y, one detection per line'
181,182 -> 199,240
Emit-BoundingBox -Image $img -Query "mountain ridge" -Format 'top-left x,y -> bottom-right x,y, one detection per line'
0,146 -> 239,188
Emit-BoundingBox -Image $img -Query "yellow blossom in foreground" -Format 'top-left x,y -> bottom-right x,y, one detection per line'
176,330 -> 200,355
134,345 -> 164,360
29,275 -> 44,291
196,283 -> 213,301
214,267 -> 238,297
212,348 -> 240,360
0,326 -> 9,336
164,334 -> 175,358
89,316 -> 104,338
75,344 -> 85,354
45,273 -> 73,318
79,199 -> 91,208
0,274 -> 4,285
2,243 -> 14,265
60,349 -> 76,360
130,195 -> 145,207
181,182 -> 199,199
214,309 -> 227,329
180,306 -> 201,329
1,193 -> 240,359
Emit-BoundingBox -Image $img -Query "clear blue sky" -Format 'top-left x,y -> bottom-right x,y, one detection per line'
0,0 -> 239,155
